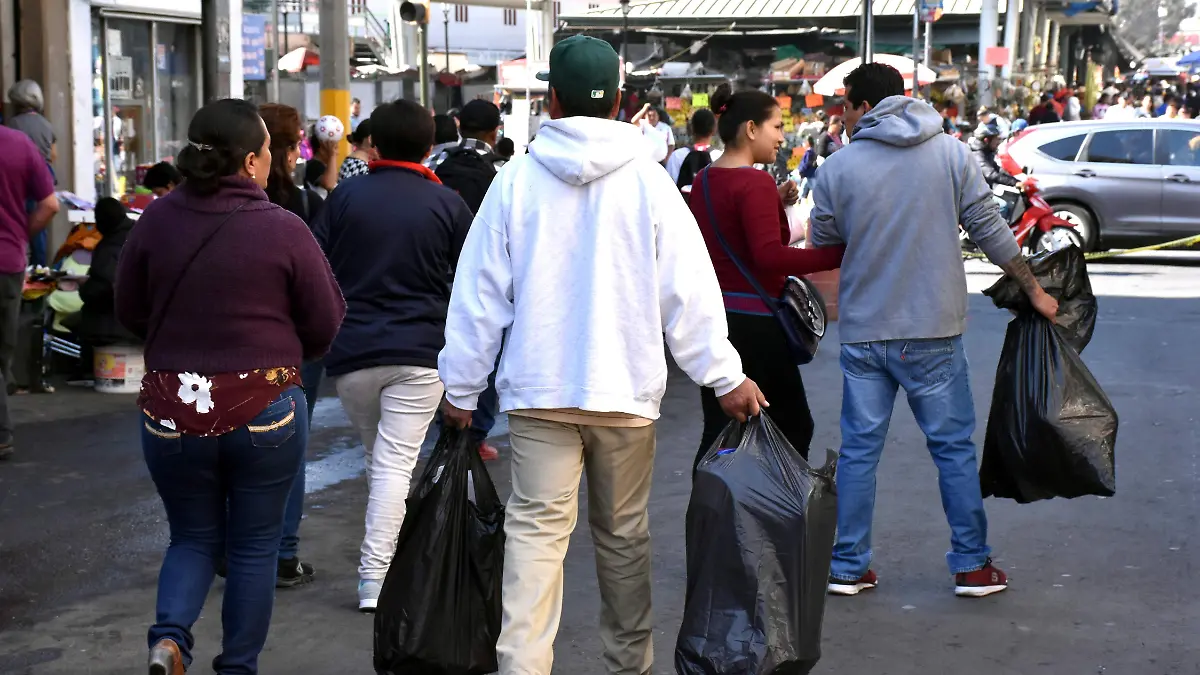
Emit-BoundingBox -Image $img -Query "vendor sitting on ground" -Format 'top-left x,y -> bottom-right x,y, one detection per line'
142,162 -> 182,197
79,198 -> 139,348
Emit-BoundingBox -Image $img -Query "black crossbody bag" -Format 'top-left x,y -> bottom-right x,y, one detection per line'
698,167 -> 827,366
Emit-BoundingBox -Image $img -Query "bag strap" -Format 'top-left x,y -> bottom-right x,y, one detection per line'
698,167 -> 781,310
145,199 -> 251,350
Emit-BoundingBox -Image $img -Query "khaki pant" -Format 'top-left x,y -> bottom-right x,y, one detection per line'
498,415 -> 657,675
334,365 -> 443,580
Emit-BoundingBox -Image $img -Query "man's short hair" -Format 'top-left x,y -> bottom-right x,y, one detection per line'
371,100 -> 436,163
352,97 -> 361,105
432,114 -> 459,145
843,63 -> 904,109
458,99 -> 502,134
143,161 -> 182,191
555,87 -> 617,119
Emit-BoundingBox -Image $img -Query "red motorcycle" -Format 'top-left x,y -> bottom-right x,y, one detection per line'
963,176 -> 1084,255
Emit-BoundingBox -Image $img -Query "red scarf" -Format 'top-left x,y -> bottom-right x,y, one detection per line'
368,160 -> 442,184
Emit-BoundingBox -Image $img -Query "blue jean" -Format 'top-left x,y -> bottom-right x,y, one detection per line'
830,337 -> 991,580
144,388 -> 307,674
278,360 -> 323,561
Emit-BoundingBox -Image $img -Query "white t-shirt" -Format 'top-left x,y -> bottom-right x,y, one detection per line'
655,121 -> 676,147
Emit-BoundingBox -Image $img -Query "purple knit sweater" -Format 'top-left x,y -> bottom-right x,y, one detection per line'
115,177 -> 346,373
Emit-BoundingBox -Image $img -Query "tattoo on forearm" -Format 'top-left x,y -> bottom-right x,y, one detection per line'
998,254 -> 1041,294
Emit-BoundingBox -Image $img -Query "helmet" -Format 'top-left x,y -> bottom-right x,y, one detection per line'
1010,118 -> 1029,134
973,120 -> 1002,140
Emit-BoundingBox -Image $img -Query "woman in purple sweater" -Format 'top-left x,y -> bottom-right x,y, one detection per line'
115,98 -> 345,675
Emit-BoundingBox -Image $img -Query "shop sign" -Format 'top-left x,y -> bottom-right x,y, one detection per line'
243,14 -> 267,81
918,0 -> 944,22
110,56 -> 134,100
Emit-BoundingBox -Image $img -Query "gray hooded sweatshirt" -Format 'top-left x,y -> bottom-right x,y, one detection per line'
809,96 -> 1020,344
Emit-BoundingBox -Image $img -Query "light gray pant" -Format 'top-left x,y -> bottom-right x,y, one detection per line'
334,365 -> 443,580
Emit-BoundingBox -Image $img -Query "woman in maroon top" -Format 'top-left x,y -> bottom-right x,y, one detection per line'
115,99 -> 345,675
690,83 -> 844,465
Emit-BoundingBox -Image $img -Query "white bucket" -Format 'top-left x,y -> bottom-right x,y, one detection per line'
94,345 -> 145,394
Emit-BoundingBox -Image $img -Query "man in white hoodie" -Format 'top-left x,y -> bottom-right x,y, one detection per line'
438,35 -> 766,675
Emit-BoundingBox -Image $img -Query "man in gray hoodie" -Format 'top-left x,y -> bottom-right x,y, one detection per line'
810,63 -> 1059,599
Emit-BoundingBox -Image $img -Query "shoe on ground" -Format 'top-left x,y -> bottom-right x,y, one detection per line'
277,557 -> 315,588
359,579 -> 383,612
148,638 -> 185,675
478,442 -> 499,462
828,569 -> 878,596
0,443 -> 12,461
955,559 -> 1008,598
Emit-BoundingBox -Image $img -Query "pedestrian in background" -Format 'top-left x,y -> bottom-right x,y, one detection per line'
115,98 -> 344,675
312,99 -> 474,612
425,113 -> 461,168
689,83 -> 843,468
808,63 -> 1057,600
496,137 -> 516,164
438,35 -> 764,675
0,125 -> 58,460
666,107 -> 719,189
6,79 -> 56,267
339,119 -> 374,182
142,162 -> 182,197
259,102 -> 328,588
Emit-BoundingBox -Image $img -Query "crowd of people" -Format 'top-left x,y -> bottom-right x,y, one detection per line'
4,41 -> 1072,675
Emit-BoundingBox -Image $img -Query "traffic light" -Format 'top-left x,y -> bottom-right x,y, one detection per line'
400,0 -> 429,23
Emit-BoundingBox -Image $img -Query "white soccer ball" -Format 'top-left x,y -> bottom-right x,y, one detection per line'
315,115 -> 345,143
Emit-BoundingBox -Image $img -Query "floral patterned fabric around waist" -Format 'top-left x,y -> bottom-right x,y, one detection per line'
139,367 -> 301,437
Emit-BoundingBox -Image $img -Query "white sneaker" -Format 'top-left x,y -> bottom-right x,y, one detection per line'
358,579 -> 383,612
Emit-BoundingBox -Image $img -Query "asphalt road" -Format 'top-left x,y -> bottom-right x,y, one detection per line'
1,255 -> 1198,674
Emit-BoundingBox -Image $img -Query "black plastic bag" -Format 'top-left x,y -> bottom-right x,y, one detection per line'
676,415 -> 838,675
980,246 -> 1118,503
374,427 -> 505,675
984,245 -> 1097,353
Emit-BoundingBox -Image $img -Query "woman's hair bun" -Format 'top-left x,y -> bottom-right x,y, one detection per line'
710,83 -> 734,115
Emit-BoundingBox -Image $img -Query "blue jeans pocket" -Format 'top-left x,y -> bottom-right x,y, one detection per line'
902,338 -> 956,386
841,343 -> 883,379
143,414 -> 183,456
247,395 -> 298,448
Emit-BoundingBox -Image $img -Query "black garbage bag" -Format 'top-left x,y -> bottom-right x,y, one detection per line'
980,246 -> 1118,503
984,245 -> 1097,353
676,415 -> 838,675
374,427 -> 505,675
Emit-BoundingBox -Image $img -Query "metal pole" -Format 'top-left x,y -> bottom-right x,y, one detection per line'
319,0 -> 351,162
270,0 -> 280,101
622,13 -> 629,66
861,0 -> 874,62
912,8 -> 920,99
978,0 -> 999,106
1002,0 -> 1020,80
924,21 -> 933,98
445,7 -> 451,110
418,23 -> 429,109
202,0 -> 220,101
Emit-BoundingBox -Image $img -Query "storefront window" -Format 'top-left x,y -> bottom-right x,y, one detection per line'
90,15 -> 200,198
105,19 -> 154,196
155,23 -> 198,165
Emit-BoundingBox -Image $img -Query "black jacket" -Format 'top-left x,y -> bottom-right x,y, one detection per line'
969,137 -> 1019,188
312,164 -> 473,376
817,132 -> 843,159
434,143 -> 500,214
79,216 -> 139,346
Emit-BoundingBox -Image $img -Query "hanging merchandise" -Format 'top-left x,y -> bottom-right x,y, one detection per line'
979,246 -> 1118,504
676,416 -> 839,675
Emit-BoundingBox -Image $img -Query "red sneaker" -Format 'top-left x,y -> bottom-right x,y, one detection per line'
478,442 -> 500,462
828,570 -> 878,596
955,560 -> 1008,597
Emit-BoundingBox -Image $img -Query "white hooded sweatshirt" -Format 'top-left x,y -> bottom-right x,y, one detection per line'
438,116 -> 745,420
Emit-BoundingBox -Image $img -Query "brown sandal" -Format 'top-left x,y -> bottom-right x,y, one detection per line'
148,638 -> 185,675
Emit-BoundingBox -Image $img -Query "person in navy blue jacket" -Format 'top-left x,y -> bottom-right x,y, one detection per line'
311,99 -> 473,612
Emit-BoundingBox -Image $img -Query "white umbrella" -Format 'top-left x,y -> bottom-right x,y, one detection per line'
813,55 -> 938,97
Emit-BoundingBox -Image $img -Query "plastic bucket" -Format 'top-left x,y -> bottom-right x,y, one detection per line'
94,345 -> 145,394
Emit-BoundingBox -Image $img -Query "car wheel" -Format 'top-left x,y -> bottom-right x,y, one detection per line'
1031,226 -> 1086,254
1051,204 -> 1097,251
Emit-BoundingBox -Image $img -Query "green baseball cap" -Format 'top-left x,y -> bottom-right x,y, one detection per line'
536,35 -> 621,107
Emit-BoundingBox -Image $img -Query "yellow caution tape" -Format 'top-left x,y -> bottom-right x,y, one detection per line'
963,232 -> 1200,262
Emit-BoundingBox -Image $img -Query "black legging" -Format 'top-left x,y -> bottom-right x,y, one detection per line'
696,312 -> 815,470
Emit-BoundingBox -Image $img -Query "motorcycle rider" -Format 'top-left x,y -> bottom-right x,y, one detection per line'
970,120 -> 1020,220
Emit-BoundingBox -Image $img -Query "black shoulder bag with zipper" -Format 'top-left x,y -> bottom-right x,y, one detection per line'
698,167 -> 827,366
144,200 -> 252,351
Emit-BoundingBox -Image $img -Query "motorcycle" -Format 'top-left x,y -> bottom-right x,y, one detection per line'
962,175 -> 1085,255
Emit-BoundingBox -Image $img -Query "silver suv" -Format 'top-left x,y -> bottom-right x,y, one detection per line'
999,119 -> 1200,250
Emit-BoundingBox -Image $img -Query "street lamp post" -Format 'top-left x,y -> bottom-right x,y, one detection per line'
444,6 -> 452,111
619,0 -> 631,70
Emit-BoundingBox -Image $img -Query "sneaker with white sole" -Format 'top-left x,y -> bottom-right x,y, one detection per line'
828,569 -> 878,596
954,560 -> 1008,598
358,579 -> 383,612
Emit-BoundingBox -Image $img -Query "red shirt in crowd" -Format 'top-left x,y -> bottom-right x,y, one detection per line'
689,166 -> 843,307
0,126 -> 54,274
